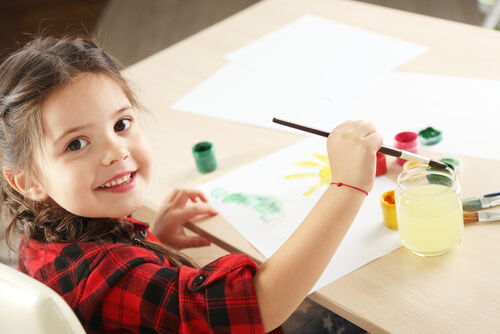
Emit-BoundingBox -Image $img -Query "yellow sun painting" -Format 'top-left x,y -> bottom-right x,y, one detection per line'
285,153 -> 331,196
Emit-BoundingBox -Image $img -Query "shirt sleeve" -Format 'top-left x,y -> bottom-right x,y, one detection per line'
101,253 -> 267,333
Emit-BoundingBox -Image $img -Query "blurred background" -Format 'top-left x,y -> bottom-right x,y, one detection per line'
0,0 -> 494,68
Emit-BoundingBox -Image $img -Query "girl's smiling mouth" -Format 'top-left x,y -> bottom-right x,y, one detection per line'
98,172 -> 136,192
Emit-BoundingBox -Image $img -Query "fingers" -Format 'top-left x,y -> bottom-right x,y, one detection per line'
156,188 -> 216,227
165,188 -> 181,204
364,130 -> 383,153
171,188 -> 209,207
326,120 -> 382,193
176,202 -> 218,223
331,120 -> 377,139
161,188 -> 210,211
329,120 -> 381,152
353,121 -> 382,150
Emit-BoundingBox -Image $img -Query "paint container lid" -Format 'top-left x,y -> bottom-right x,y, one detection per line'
376,152 -> 387,176
418,127 -> 443,145
394,131 -> 419,150
380,190 -> 398,230
394,131 -> 419,166
192,142 -> 217,173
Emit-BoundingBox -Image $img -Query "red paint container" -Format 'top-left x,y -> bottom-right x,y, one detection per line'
376,152 -> 387,176
394,131 -> 419,166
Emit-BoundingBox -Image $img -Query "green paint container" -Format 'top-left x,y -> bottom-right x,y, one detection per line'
192,142 -> 217,173
418,127 -> 443,145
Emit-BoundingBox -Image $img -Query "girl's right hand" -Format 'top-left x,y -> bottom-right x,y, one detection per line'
255,120 -> 382,331
327,120 -> 382,194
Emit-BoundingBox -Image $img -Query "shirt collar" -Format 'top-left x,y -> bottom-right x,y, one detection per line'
121,217 -> 150,231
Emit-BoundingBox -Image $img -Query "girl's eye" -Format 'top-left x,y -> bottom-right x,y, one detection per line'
114,119 -> 131,132
66,138 -> 89,151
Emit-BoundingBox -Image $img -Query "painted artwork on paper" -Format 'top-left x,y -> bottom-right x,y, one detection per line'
197,137 -> 330,260
285,153 -> 331,196
197,137 -> 400,293
210,187 -> 286,223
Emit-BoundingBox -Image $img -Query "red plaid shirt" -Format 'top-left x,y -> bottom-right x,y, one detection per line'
18,218 -> 282,333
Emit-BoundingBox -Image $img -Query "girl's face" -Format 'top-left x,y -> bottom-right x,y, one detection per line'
37,73 -> 153,218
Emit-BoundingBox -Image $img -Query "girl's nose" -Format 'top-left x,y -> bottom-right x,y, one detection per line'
102,139 -> 130,166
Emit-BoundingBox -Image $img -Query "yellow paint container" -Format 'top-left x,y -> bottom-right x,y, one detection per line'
381,190 -> 398,230
403,160 -> 424,170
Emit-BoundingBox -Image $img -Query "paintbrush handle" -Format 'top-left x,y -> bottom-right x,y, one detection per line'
272,118 -> 448,169
480,196 -> 500,210
272,118 -> 330,137
377,146 -> 402,157
478,211 -> 500,222
273,117 -> 395,150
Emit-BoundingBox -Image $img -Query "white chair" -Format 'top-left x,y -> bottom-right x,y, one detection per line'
480,0 -> 500,28
0,262 -> 86,334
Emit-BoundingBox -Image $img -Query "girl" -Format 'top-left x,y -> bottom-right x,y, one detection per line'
0,34 -> 382,333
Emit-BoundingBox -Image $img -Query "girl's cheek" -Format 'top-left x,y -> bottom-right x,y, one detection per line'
142,135 -> 154,162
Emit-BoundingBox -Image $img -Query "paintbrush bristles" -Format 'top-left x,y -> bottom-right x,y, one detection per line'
428,160 -> 448,170
463,211 -> 479,224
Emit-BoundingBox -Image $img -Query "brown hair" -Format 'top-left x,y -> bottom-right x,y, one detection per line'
0,34 -> 196,268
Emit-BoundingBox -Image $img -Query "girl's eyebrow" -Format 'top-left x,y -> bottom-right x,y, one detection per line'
53,106 -> 133,145
54,124 -> 92,146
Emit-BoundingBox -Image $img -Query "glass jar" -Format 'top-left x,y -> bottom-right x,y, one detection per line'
396,165 -> 463,257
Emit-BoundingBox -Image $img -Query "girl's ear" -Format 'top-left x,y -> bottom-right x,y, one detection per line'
3,169 -> 49,202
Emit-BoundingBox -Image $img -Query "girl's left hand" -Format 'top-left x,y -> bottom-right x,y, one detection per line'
152,188 -> 218,249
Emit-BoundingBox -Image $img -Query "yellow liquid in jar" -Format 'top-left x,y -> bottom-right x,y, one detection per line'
396,183 -> 463,256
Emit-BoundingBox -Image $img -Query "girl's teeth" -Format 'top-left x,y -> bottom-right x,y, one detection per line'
101,174 -> 132,188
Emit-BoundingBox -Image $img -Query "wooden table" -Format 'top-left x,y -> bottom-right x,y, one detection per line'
124,0 -> 500,332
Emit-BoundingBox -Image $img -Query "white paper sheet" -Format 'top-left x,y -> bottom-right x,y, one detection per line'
197,137 -> 400,292
333,72 -> 500,161
173,63 -> 329,130
225,14 -> 428,101
173,63 -> 500,161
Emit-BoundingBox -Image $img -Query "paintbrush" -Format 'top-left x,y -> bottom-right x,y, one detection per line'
462,192 -> 500,211
463,211 -> 500,224
272,118 -> 448,169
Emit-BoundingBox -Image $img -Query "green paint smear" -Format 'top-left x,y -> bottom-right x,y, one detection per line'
210,187 -> 286,223
211,187 -> 228,198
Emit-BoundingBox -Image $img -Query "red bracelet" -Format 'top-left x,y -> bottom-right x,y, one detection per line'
330,182 -> 368,195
